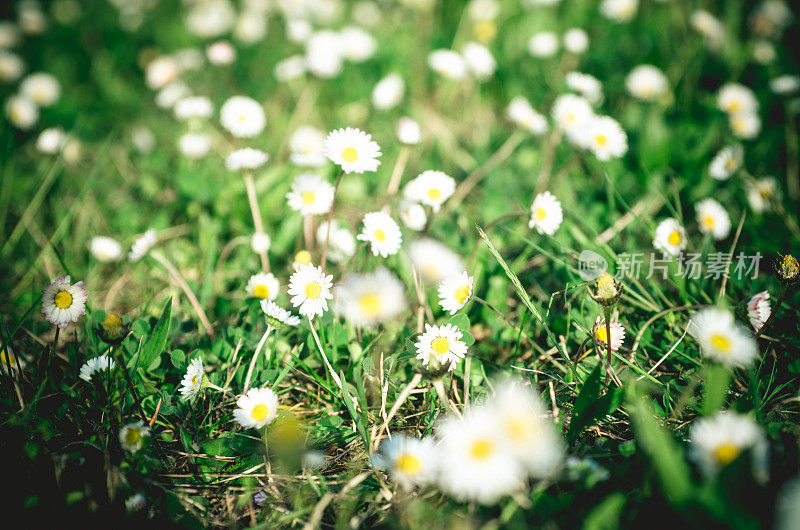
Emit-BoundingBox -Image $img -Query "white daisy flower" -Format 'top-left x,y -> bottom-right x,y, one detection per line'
408,238 -> 464,283
155,81 -> 190,109
690,308 -> 758,368
288,264 -> 334,318
690,411 -> 767,477
427,49 -> 468,80
592,316 -> 626,351
131,126 -> 155,154
246,272 -> 279,300
399,200 -> 427,231
396,117 -> 422,145
323,127 -> 382,174
436,407 -> 525,504
333,267 -> 406,328
566,71 -> 603,106
36,127 -> 66,154
5,94 -> 38,130
551,94 -> 593,144
695,198 -> 732,240
528,191 -> 563,235
226,148 -> 269,171
584,115 -> 628,161
286,174 -> 335,216
438,271 -> 474,315
125,493 -> 146,513
653,218 -> 687,256
746,177 -> 778,213
286,18 -> 312,43
206,40 -> 236,65
717,83 -> 758,115
220,95 -> 266,138
274,54 -> 306,82
466,0 -> 500,21
599,0 -> 638,22
261,299 -> 301,328
41,275 -> 88,329
289,125 -> 327,167
506,97 -> 548,135
403,170 -> 455,212
180,357 -> 205,401
747,291 -> 771,331
79,355 -> 116,382
129,229 -> 157,261
89,236 -> 123,263
488,379 -> 565,477
315,220 -> 355,263
119,421 -> 150,453
0,22 -> 21,49
527,31 -> 559,57
178,133 -> 211,159
462,42 -> 496,80
233,387 -> 279,429
415,323 -> 468,371
20,72 -> 60,107
625,64 -> 668,101
372,73 -> 405,110
752,40 -> 776,64
373,434 -> 437,490
145,56 -> 179,90
357,211 -> 402,258
305,30 -> 345,79
233,11 -> 267,44
174,95 -> 213,120
250,232 -> 271,254
340,26 -> 377,62
563,28 -> 589,54
185,0 -> 236,39
770,75 -> 800,95
709,145 -> 744,180
691,10 -> 725,48
730,112 -> 761,140
0,51 -> 25,83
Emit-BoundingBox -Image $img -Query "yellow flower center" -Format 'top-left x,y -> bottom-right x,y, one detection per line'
374,229 -> 386,241
103,313 -> 122,328
595,134 -> 608,146
301,191 -> 316,205
725,158 -> 737,171
474,20 -> 496,42
431,336 -> 450,355
191,375 -> 198,386
710,333 -> 731,352
728,100 -> 741,113
341,147 -> 358,163
295,250 -> 312,266
423,265 -> 438,279
702,215 -> 715,228
253,284 -> 270,299
427,188 -> 441,200
54,290 -> 73,309
454,285 -> 470,304
469,439 -> 493,460
0,349 -> 14,364
125,429 -> 141,446
759,187 -> 773,199
305,281 -> 321,299
251,403 -> 270,421
594,325 -> 608,343
668,230 -> 682,246
595,273 -> 618,300
534,207 -> 547,221
395,453 -> 422,475
358,293 -> 381,317
714,443 -> 740,466
505,416 -> 531,442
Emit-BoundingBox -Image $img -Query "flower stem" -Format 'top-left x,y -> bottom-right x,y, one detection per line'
320,170 -> 344,271
150,251 -> 215,338
243,171 -> 270,273
754,284 -> 786,339
383,146 -> 410,207
244,325 -> 274,392
307,316 -> 344,391
431,377 -> 461,417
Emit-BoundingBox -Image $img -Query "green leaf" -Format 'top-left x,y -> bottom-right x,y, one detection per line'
170,349 -> 186,369
448,313 -> 474,346
702,363 -> 731,415
568,364 -> 623,442
626,385 -> 692,505
138,297 -> 172,370
583,493 -> 626,530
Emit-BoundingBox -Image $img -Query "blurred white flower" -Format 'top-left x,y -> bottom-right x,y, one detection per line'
403,170 -> 455,213
408,239 -> 464,283
185,0 -> 236,39
129,229 -> 157,261
528,191 -> 563,235
251,232 -> 271,254
396,117 -> 422,145
226,148 -> 269,171
206,40 -> 236,65
289,125 -> 327,167
174,96 -> 213,120
90,236 -> 123,262
274,55 -> 306,82
653,218 -> 687,256
747,291 -> 771,331
178,133 -> 211,159
247,272 -> 279,300
462,42 -> 496,79
506,97 -> 548,135
286,174 -> 335,216
599,0 -> 638,22
372,73 -> 405,110
708,145 -> 743,180
563,28 -> 588,54
220,96 -> 266,138
0,51 -> 25,83
357,211 -> 402,257
690,308 -> 757,368
527,31 -> 559,58
428,49 -> 468,80
340,26 -> 376,62
690,411 -> 767,478
695,198 -> 731,240
565,71 -> 603,106
333,267 -> 406,327
315,220 -> 355,263
36,127 -> 66,154
5,94 -> 38,129
399,200 -> 427,230
234,11 -> 268,44
625,65 -> 668,101
145,56 -> 179,90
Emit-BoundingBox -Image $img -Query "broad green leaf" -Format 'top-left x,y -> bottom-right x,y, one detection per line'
138,297 -> 172,370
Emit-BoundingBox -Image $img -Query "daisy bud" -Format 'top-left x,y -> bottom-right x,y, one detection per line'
775,254 -> 799,285
589,273 -> 622,306
95,312 -> 130,345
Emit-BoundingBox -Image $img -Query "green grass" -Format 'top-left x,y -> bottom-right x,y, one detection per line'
2,0 -> 800,528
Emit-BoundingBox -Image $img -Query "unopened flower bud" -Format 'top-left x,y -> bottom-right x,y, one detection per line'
589,272 -> 622,306
95,312 -> 130,344
776,254 -> 799,285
